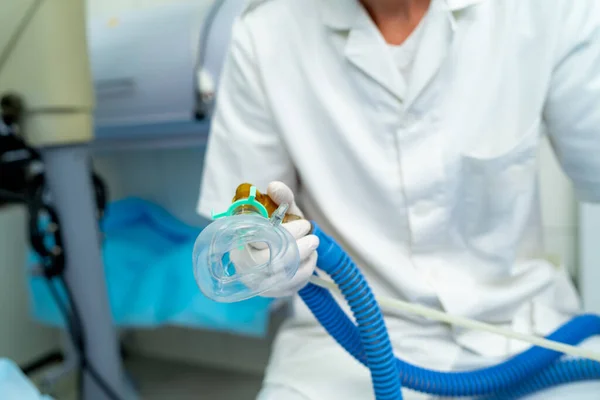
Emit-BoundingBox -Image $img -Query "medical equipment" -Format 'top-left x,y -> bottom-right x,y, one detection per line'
2,0 -> 244,398
1,1 -> 127,399
194,185 -> 302,302
88,0 -> 243,148
193,184 -> 600,400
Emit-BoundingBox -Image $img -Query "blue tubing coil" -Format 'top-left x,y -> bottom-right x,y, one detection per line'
299,223 -> 600,399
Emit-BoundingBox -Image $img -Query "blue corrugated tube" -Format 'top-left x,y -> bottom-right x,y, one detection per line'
299,223 -> 600,399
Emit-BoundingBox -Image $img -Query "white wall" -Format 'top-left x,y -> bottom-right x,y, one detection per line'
87,0 -> 197,16
93,148 -> 208,226
0,206 -> 59,365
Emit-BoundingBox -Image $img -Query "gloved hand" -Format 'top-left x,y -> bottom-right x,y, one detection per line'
264,181 -> 319,297
231,181 -> 319,298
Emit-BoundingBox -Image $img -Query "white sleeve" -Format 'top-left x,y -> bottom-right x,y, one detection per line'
196,18 -> 297,218
543,2 -> 600,203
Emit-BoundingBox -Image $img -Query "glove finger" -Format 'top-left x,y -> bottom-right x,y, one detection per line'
246,220 -> 311,251
267,181 -> 304,217
263,252 -> 318,297
267,181 -> 294,205
262,235 -> 318,297
283,220 -> 312,240
289,251 -> 318,290
229,246 -> 269,274
297,234 -> 319,261
248,241 -> 269,250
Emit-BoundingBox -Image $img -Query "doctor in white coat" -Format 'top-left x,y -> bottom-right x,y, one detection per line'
197,0 -> 600,398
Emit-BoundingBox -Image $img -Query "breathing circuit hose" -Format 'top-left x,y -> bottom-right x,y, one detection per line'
300,223 -> 600,399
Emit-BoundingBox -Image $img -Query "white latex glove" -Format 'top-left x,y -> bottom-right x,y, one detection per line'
264,181 -> 319,297
230,182 -> 319,298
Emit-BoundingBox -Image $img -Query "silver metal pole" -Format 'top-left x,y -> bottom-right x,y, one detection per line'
41,145 -> 125,400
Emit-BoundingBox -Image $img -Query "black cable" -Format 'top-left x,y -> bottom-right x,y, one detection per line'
47,274 -> 86,400
78,362 -> 84,400
1,98 -> 123,400
45,279 -> 83,351
44,279 -> 121,400
8,178 -> 124,400
35,200 -> 124,400
20,352 -> 64,376
0,187 -> 27,202
52,277 -> 123,400
43,279 -> 86,400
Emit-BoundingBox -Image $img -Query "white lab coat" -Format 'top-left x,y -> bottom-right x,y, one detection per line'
197,0 -> 600,398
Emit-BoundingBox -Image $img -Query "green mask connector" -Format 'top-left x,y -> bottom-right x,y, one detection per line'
211,186 -> 269,220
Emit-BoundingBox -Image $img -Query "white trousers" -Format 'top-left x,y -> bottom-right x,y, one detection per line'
257,370 -> 600,400
257,381 -> 600,400
256,327 -> 600,400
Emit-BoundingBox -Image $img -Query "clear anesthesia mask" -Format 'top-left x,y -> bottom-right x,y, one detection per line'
193,185 -> 300,303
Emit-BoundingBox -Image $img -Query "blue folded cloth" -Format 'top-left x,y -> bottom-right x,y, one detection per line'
27,197 -> 274,337
0,359 -> 54,400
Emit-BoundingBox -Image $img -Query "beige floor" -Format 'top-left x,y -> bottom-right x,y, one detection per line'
38,356 -> 264,400
128,356 -> 264,400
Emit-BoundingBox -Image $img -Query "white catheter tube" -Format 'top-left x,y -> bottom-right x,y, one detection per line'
309,276 -> 600,363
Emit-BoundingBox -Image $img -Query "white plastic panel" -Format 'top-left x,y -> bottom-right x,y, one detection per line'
86,1 -> 244,146
197,0 -> 245,116
87,2 -> 209,128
